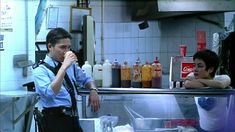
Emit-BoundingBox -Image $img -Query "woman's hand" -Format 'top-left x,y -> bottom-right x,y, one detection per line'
186,72 -> 195,81
184,80 -> 206,88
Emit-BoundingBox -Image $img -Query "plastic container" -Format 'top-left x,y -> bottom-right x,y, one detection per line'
82,61 -> 92,78
152,57 -> 162,88
112,59 -> 121,87
121,61 -> 131,88
131,58 -> 142,88
93,62 -> 103,87
102,59 -> 112,87
141,61 -> 152,88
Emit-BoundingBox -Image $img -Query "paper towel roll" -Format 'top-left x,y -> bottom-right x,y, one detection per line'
212,33 -> 220,54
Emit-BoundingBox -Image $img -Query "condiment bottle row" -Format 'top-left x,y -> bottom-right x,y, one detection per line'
81,57 -> 162,88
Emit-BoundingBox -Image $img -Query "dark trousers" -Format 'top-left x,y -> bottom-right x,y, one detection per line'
43,112 -> 83,132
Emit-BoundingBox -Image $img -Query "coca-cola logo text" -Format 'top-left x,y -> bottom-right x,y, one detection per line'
181,63 -> 194,79
182,66 -> 193,73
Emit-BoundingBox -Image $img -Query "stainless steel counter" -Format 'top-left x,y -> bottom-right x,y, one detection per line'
0,90 -> 37,98
78,87 -> 235,131
0,90 -> 39,132
78,87 -> 235,96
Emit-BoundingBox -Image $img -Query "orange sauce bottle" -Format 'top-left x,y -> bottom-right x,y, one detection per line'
141,61 -> 152,88
121,61 -> 131,88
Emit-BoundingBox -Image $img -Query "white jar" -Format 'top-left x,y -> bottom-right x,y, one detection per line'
93,62 -> 103,87
102,59 -> 112,87
82,61 -> 92,78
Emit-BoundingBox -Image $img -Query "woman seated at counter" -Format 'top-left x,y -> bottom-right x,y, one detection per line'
184,49 -> 231,132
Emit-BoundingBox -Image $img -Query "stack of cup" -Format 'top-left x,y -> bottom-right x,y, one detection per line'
179,44 -> 187,57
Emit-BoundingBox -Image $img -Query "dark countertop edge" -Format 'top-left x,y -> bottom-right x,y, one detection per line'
78,87 -> 235,95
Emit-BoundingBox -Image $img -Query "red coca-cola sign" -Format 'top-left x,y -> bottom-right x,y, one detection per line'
181,62 -> 194,79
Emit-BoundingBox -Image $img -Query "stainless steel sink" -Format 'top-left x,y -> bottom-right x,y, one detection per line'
124,106 -> 198,132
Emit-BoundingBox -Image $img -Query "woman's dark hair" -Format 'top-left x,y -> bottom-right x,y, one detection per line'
193,49 -> 219,77
46,28 -> 72,51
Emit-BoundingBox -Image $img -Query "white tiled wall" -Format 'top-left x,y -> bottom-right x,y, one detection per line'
35,1 -> 83,52
91,1 -> 226,73
0,1 -> 78,91
0,1 -> 234,132
0,1 -> 36,91
225,12 -> 235,31
0,0 -> 234,91
36,1 -> 76,41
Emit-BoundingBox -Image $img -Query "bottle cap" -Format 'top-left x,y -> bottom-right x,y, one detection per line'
154,57 -> 159,63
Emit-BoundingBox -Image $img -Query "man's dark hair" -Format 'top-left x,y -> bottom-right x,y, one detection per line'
193,49 -> 219,78
46,28 -> 72,51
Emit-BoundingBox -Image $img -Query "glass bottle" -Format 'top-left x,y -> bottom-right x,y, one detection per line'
152,57 -> 162,88
121,61 -> 131,88
111,59 -> 121,87
142,61 -> 152,88
132,58 -> 142,88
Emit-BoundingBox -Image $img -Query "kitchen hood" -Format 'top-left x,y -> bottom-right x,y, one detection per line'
157,0 -> 235,12
130,0 -> 235,20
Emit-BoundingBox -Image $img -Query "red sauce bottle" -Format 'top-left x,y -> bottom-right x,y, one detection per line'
152,57 -> 162,88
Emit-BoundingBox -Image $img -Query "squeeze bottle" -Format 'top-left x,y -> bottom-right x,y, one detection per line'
93,62 -> 103,87
131,58 -> 142,88
112,59 -> 121,87
102,59 -> 112,87
152,57 -> 162,88
142,61 -> 152,88
82,61 -> 92,78
121,61 -> 131,88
